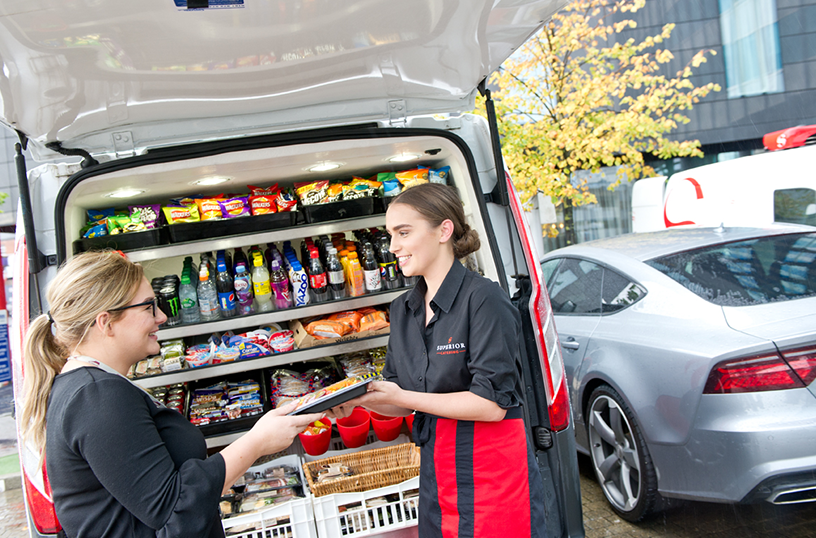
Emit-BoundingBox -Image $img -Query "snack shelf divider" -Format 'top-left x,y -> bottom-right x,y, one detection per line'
126,215 -> 387,263
154,288 -> 406,340
133,334 -> 391,390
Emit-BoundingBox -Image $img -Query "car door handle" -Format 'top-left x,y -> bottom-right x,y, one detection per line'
561,337 -> 580,350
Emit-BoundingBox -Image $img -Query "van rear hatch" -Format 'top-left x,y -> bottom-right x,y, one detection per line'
0,0 -> 565,160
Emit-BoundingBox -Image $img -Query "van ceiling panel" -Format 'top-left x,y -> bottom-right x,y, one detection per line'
0,0 -> 567,159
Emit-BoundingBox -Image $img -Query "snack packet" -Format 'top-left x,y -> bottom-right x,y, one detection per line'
422,165 -> 451,185
219,195 -> 250,218
106,214 -> 132,235
326,182 -> 344,203
359,309 -> 389,332
129,204 -> 161,229
295,180 -> 329,206
304,319 -> 352,339
325,310 -> 363,332
163,202 -> 201,224
87,208 -> 115,224
196,197 -> 224,221
275,191 -> 298,212
82,221 -> 107,238
396,168 -> 429,189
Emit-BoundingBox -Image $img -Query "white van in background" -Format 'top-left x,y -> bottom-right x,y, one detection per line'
632,125 -> 816,233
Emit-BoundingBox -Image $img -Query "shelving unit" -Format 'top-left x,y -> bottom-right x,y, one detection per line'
126,215 -> 386,263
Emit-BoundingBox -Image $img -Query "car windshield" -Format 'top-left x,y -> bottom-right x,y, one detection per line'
645,232 -> 816,306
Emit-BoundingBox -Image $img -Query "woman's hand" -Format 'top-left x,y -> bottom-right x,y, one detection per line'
246,403 -> 324,455
325,381 -> 412,419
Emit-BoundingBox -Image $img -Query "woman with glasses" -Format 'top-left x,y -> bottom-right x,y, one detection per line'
19,251 -> 322,538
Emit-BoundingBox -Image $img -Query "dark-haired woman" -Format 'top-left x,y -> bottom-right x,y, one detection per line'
334,183 -> 547,537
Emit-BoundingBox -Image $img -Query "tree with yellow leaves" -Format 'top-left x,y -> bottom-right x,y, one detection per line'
484,0 -> 720,243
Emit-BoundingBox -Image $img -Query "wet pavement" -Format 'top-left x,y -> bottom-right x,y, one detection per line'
578,453 -> 816,537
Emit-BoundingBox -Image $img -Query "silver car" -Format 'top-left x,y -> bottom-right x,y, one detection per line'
541,224 -> 816,522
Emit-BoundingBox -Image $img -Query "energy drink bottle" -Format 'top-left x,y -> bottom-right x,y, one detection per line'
269,259 -> 292,310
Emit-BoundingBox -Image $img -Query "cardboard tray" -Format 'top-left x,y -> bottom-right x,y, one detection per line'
289,318 -> 390,350
73,227 -> 167,254
167,211 -> 298,243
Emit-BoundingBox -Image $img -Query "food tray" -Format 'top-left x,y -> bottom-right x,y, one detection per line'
221,454 -> 316,538
301,197 -> 378,224
167,211 -> 298,243
73,227 -> 167,254
303,443 -> 420,498
312,476 -> 419,538
290,377 -> 376,416
189,370 -> 271,438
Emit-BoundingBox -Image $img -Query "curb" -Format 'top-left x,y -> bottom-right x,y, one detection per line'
0,472 -> 21,491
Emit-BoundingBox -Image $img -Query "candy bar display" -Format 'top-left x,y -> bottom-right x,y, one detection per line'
189,380 -> 264,426
339,347 -> 387,377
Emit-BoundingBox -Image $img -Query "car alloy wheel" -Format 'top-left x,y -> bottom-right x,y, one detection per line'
587,385 -> 659,522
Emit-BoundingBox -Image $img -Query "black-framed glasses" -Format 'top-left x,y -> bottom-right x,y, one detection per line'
109,297 -> 158,317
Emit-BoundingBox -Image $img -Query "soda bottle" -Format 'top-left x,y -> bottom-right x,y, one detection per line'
308,249 -> 329,303
290,261 -> 311,307
216,259 -> 237,318
252,253 -> 274,313
179,273 -> 200,324
362,242 -> 382,293
269,259 -> 293,310
233,247 -> 247,274
347,252 -> 366,297
378,238 -> 401,289
326,248 -> 347,300
197,266 -> 221,322
234,263 -> 254,315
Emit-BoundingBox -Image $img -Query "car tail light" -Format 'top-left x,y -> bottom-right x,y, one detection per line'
506,172 -> 570,431
23,468 -> 61,535
704,352 -> 806,394
779,345 -> 816,386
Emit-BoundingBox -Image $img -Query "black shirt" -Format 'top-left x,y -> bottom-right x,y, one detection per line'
382,260 -> 523,409
46,367 -> 226,538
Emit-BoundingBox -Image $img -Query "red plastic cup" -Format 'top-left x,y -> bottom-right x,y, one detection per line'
336,407 -> 371,448
298,418 -> 332,456
370,412 -> 403,442
405,412 -> 415,434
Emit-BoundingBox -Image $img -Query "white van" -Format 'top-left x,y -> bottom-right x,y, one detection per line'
0,1 -> 584,537
631,141 -> 816,233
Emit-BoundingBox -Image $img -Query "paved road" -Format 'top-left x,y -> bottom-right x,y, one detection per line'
578,453 -> 816,537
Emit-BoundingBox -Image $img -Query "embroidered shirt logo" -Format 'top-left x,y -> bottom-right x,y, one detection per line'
436,339 -> 466,355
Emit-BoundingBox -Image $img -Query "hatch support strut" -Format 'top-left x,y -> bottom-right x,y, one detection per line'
14,134 -> 45,314
478,80 -> 519,279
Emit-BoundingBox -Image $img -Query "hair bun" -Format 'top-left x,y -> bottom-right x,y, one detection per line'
453,225 -> 480,259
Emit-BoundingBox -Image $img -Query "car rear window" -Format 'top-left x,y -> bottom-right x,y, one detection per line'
645,232 -> 816,306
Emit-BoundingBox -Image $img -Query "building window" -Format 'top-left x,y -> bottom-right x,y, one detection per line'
718,0 -> 784,98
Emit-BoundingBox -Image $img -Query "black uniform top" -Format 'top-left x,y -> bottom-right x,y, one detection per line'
382,260 -> 523,409
46,367 -> 226,538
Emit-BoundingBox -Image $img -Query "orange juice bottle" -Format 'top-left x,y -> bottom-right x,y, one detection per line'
347,252 -> 366,297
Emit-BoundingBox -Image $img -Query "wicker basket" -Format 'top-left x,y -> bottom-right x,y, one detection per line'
304,443 -> 421,497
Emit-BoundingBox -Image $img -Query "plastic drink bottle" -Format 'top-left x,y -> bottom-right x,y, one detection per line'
308,249 -> 329,303
347,252 -> 366,297
197,266 -> 221,322
378,239 -> 401,289
290,261 -> 310,307
326,248 -> 347,300
179,273 -> 200,324
269,259 -> 293,309
232,247 -> 247,274
252,253 -> 274,313
362,242 -> 383,292
233,263 -> 254,315
216,259 -> 237,318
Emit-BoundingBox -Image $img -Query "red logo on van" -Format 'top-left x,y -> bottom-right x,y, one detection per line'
663,177 -> 704,228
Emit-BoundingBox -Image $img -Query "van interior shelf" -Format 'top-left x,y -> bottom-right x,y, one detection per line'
133,334 -> 391,390
154,288 -> 405,340
125,214 -> 387,263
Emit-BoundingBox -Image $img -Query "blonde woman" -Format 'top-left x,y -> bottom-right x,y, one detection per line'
20,251 -> 321,538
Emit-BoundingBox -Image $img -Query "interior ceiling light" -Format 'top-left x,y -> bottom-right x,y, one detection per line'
388,153 -> 420,163
106,188 -> 144,199
193,177 -> 231,186
308,162 -> 342,172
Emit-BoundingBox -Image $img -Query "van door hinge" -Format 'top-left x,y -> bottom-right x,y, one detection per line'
112,131 -> 135,158
533,426 -> 554,450
388,100 -> 407,127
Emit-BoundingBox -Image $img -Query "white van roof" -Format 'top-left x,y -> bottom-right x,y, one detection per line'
0,0 -> 566,160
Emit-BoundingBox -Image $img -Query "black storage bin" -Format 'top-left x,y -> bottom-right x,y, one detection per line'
167,211 -> 298,243
373,196 -> 400,214
189,370 -> 271,438
301,197 -> 379,224
73,227 -> 167,254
